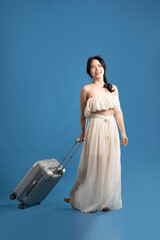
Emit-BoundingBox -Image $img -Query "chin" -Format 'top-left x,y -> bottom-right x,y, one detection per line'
95,76 -> 102,78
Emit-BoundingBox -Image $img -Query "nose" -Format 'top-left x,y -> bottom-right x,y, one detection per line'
95,66 -> 100,71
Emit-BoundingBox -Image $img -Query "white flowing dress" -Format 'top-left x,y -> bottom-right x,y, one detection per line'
69,88 -> 122,213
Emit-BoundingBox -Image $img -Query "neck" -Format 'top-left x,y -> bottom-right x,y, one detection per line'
92,77 -> 104,88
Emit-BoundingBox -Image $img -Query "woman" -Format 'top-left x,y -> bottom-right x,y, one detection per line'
64,55 -> 128,213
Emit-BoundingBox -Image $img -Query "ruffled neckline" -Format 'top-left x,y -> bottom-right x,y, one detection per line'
84,90 -> 121,118
87,91 -> 117,102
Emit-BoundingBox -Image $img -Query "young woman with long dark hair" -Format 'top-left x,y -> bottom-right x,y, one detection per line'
64,55 -> 128,213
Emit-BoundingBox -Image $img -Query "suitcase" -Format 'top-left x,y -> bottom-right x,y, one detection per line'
9,138 -> 82,209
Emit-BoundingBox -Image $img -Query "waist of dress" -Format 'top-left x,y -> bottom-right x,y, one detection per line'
89,113 -> 114,120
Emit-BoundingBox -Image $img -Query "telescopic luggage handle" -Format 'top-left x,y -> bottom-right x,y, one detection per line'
53,137 -> 83,174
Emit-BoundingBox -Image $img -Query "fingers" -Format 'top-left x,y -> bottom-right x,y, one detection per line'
124,138 -> 128,146
79,139 -> 84,143
78,135 -> 85,142
121,137 -> 128,146
81,137 -> 85,142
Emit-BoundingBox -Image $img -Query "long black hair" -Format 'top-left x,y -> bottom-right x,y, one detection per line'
86,55 -> 115,93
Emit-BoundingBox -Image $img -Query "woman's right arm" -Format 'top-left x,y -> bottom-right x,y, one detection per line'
78,86 -> 88,142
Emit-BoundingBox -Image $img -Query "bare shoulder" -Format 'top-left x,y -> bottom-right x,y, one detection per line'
81,83 -> 92,96
80,84 -> 91,114
112,84 -> 119,97
82,83 -> 92,90
112,84 -> 118,91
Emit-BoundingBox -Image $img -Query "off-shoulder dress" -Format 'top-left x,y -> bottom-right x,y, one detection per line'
69,88 -> 122,213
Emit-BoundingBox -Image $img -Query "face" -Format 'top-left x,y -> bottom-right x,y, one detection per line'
90,59 -> 104,79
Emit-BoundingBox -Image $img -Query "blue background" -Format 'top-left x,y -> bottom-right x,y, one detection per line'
0,0 -> 160,239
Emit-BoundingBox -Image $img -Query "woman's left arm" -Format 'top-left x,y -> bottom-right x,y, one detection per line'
114,85 -> 128,147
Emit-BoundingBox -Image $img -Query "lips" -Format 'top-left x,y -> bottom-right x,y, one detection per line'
95,72 -> 101,75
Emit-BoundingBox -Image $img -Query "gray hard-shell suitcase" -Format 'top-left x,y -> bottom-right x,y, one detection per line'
9,138 -> 82,209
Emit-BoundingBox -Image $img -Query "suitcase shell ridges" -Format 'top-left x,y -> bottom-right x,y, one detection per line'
10,139 -> 82,208
17,167 -> 45,201
14,159 -> 64,205
15,164 -> 41,199
23,172 -> 64,205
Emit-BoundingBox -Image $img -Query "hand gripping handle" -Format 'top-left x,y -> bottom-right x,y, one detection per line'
53,138 -> 83,174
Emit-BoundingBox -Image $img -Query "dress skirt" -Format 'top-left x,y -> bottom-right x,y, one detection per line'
69,113 -> 122,213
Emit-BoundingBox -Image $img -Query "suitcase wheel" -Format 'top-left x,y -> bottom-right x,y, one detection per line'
18,203 -> 26,209
9,193 -> 16,200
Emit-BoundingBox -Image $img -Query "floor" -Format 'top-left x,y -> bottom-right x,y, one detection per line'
0,156 -> 159,240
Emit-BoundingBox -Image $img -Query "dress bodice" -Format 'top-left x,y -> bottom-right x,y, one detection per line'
84,91 -> 121,118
